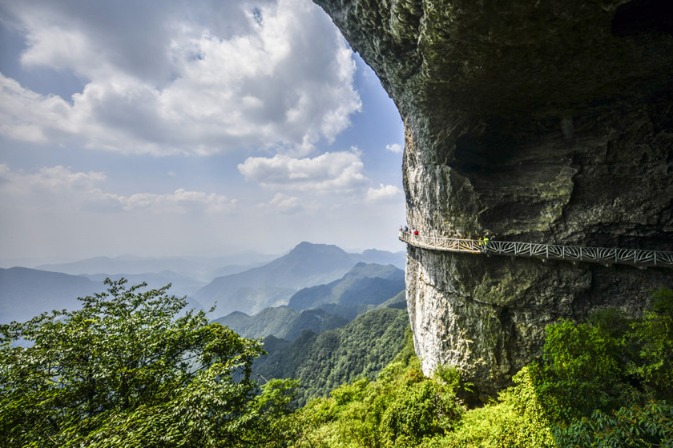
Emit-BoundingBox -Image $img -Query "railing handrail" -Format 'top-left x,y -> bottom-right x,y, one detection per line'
399,231 -> 673,269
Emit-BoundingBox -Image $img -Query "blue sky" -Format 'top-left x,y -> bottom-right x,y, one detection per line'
0,0 -> 405,265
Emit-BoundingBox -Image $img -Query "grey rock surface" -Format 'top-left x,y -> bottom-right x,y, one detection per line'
315,0 -> 673,395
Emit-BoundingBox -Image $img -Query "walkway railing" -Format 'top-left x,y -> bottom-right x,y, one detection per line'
399,232 -> 673,269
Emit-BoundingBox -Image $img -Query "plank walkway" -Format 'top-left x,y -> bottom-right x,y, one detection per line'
399,231 -> 673,269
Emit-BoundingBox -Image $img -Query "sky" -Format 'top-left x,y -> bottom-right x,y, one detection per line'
0,0 -> 406,266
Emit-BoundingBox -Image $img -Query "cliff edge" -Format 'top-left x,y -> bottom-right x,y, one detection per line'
314,0 -> 673,395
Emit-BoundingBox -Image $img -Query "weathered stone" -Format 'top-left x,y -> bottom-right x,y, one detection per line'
314,0 -> 673,395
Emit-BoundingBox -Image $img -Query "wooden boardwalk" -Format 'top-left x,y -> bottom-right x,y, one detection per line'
399,232 -> 673,269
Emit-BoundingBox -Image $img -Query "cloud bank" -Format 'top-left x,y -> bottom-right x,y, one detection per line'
0,164 -> 236,215
238,150 -> 367,192
0,0 -> 361,156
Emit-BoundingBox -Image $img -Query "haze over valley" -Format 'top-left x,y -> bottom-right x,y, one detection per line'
0,241 -> 405,324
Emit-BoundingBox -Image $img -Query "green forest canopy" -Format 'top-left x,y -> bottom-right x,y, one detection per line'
1,279 -> 671,447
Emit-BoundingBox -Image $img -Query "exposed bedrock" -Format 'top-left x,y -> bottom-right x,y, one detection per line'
314,0 -> 673,394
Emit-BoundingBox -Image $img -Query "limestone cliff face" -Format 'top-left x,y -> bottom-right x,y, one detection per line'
314,0 -> 673,394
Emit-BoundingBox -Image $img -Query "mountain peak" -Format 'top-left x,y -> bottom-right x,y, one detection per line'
288,242 -> 347,256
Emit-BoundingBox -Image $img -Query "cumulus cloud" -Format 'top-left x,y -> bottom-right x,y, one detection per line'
0,0 -> 361,155
385,143 -> 403,154
237,150 -> 367,192
366,184 -> 402,202
0,164 -> 235,215
0,164 -> 106,194
268,193 -> 303,214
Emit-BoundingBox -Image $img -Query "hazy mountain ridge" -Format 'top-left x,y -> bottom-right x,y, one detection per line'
214,261 -> 408,404
35,253 -> 276,282
287,262 -> 404,315
0,268 -> 100,323
2,242 -> 405,326
84,271 -> 205,301
194,242 -> 405,317
214,306 -> 348,341
212,261 -> 404,336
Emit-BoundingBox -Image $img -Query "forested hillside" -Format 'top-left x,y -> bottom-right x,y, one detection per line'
4,278 -> 670,447
214,306 -> 348,341
292,288 -> 673,447
255,306 -> 409,404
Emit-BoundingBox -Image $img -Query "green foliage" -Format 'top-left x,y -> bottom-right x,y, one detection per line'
6,278 -> 669,447
291,331 -> 465,448
554,401 -> 673,447
255,307 -> 409,404
292,288 -> 673,448
423,367 -> 555,448
528,288 -> 673,446
627,287 -> 673,399
529,318 -> 625,421
0,278 -> 296,447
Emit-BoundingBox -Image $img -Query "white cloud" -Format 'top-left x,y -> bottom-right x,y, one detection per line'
385,143 -> 403,153
117,189 -> 237,214
237,150 -> 367,192
268,193 -> 303,214
366,184 -> 402,202
0,0 -> 361,156
0,164 -> 235,215
0,164 -> 106,194
0,76 -> 74,143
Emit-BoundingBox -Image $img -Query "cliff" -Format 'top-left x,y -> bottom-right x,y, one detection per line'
314,0 -> 673,395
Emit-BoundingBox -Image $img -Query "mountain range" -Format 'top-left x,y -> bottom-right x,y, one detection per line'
193,242 -> 405,318
215,263 -> 405,340
0,267 -> 100,323
0,242 -> 405,324
34,252 -> 276,283
1,244 -> 410,407
215,307 -> 349,342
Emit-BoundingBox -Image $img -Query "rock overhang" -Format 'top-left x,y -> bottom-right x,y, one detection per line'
315,0 -> 673,119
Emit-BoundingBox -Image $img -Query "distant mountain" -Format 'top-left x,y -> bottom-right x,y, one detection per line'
214,262 -> 405,342
288,262 -> 405,318
0,268 -> 100,323
254,307 -> 410,405
36,252 -> 276,283
214,306 -> 348,341
195,242 -> 360,317
84,271 -> 205,303
354,249 -> 406,269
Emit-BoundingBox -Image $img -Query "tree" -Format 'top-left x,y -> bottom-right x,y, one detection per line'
627,287 -> 673,399
0,278 -> 296,447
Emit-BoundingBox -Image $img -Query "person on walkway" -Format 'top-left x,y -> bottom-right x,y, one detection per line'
483,235 -> 490,247
478,235 -> 489,252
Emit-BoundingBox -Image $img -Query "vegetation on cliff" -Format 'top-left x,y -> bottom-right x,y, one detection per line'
293,288 -> 673,447
254,305 -> 409,405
